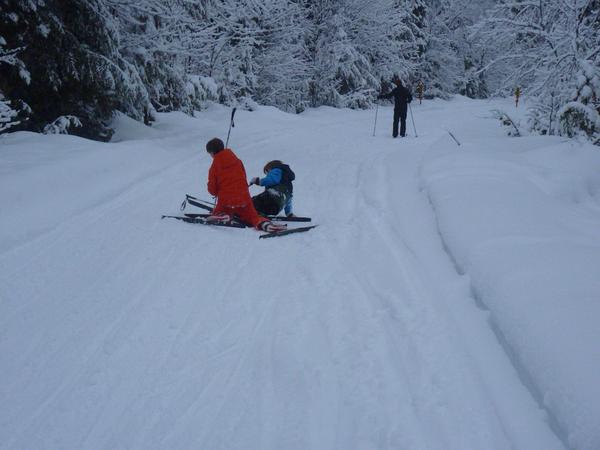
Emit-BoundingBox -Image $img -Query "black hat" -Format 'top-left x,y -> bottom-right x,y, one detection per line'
206,137 -> 224,154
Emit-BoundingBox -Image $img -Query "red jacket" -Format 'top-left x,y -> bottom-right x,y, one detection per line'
207,148 -> 253,206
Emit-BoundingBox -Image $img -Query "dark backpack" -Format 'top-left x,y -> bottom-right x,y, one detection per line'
272,163 -> 295,194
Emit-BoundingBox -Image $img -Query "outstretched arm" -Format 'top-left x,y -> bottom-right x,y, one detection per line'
260,168 -> 283,187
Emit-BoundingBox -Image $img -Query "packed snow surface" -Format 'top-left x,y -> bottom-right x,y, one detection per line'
1,97 -> 599,449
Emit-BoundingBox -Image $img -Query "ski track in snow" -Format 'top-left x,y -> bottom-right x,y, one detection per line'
0,101 -> 564,449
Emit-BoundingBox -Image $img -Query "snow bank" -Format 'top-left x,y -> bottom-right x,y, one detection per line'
0,112 -> 207,253
421,136 -> 600,449
109,112 -> 160,142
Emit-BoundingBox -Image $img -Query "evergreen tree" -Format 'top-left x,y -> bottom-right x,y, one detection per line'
415,0 -> 461,98
305,5 -> 374,108
0,0 -> 148,140
391,0 -> 427,87
0,26 -> 30,132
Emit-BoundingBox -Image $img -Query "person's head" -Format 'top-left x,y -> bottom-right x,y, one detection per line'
206,138 -> 225,156
263,160 -> 283,174
393,77 -> 403,87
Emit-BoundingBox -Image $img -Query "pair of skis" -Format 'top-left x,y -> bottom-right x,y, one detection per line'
163,194 -> 316,239
182,195 -> 311,222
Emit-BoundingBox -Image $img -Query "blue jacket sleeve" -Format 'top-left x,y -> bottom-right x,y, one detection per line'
260,168 -> 282,187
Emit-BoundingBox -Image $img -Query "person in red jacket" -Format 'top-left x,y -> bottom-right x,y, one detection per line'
206,137 -> 284,232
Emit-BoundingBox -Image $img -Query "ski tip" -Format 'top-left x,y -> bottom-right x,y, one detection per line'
258,224 -> 318,239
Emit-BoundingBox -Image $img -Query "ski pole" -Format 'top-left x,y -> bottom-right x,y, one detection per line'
372,103 -> 379,136
446,129 -> 461,146
225,107 -> 237,148
409,103 -> 417,137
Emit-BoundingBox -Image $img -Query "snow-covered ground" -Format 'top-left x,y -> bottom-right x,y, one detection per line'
1,97 -> 598,449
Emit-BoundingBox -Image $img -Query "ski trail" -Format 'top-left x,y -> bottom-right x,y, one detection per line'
312,147 -> 512,448
0,103 -> 564,449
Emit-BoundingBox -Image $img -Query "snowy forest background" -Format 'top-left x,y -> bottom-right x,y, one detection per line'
1,0 -> 599,144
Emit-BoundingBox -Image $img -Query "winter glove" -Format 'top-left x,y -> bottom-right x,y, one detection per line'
249,177 -> 260,186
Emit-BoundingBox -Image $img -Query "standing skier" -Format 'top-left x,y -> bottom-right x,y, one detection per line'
378,77 -> 413,138
249,160 -> 295,217
206,138 -> 284,232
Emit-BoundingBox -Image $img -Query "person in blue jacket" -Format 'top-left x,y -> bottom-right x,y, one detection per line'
249,160 -> 295,217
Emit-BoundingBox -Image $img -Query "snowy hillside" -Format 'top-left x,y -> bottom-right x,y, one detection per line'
1,98 -> 599,449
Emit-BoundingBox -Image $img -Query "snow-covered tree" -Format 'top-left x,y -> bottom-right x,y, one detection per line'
304,4 -> 375,108
0,94 -> 30,133
251,0 -> 308,112
473,0 -> 600,143
414,0 -> 459,98
445,0 -> 491,98
0,29 -> 31,132
107,0 -> 217,118
302,0 -> 426,108
7,0 -> 571,141
183,0 -> 308,111
0,0 -> 149,140
412,0 -> 490,99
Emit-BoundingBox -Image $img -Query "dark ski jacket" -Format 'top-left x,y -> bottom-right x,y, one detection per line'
379,85 -> 413,112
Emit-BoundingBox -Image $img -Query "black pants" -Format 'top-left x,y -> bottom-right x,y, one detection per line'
253,191 -> 283,216
393,108 -> 407,137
